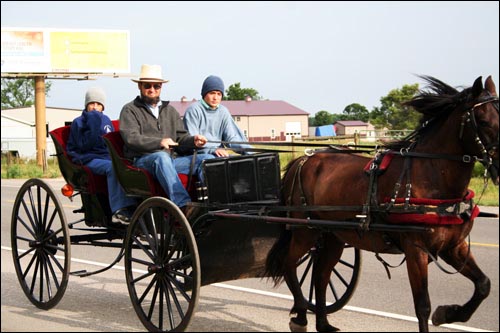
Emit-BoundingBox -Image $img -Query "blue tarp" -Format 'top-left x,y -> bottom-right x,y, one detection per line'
315,125 -> 336,136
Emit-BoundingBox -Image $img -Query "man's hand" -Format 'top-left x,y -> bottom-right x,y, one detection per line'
160,138 -> 178,150
214,148 -> 229,157
194,135 -> 207,147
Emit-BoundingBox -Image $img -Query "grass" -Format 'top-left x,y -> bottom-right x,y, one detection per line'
2,153 -> 498,206
1,155 -> 61,179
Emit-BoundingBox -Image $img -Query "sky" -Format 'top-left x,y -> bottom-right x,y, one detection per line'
1,1 -> 499,120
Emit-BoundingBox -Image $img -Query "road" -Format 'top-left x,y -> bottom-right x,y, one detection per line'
2,178 -> 498,332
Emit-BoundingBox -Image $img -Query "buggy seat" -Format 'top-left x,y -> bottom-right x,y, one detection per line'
50,122 -> 119,195
103,131 -> 194,199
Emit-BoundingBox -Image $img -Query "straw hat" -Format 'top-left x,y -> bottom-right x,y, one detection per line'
132,64 -> 169,83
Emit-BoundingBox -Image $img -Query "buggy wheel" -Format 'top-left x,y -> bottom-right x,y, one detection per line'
124,197 -> 200,332
298,243 -> 361,313
10,178 -> 71,310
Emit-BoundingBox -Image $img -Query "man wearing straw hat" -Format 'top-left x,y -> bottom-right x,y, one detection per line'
119,64 -> 208,217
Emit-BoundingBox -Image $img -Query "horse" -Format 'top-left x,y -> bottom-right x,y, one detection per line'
265,75 -> 499,332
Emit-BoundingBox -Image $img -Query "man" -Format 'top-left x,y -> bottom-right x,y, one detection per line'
183,75 -> 253,157
66,86 -> 136,224
119,64 -> 207,216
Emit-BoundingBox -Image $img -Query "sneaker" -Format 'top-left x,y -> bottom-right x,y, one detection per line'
112,208 -> 133,224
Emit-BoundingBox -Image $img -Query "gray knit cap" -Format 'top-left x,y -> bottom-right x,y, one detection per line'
201,75 -> 224,98
85,86 -> 106,110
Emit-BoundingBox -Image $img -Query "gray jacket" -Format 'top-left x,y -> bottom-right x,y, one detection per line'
119,97 -> 195,159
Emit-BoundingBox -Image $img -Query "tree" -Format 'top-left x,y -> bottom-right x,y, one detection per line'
369,83 -> 420,130
342,103 -> 370,122
1,78 -> 52,109
225,82 -> 261,101
314,110 -> 335,126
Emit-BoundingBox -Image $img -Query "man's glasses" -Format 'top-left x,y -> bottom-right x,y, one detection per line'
143,83 -> 162,90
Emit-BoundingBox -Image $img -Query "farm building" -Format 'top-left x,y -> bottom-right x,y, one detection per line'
171,97 -> 309,142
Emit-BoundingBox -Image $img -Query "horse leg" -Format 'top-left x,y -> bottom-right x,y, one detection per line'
431,241 -> 490,326
313,235 -> 343,332
403,241 -> 431,332
284,232 -> 318,332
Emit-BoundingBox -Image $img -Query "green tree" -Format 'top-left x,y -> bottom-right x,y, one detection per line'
369,83 -> 420,130
225,82 -> 261,100
1,78 -> 52,109
342,103 -> 370,122
314,110 -> 334,126
308,116 -> 316,126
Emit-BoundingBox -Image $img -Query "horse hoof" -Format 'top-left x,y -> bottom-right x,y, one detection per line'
432,304 -> 459,326
289,320 -> 308,332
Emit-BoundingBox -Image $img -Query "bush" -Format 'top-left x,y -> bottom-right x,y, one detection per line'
472,162 -> 486,178
6,165 -> 22,178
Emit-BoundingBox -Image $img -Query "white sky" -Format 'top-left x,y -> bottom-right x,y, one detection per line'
1,1 -> 499,120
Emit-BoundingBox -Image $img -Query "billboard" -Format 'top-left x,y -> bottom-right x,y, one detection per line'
1,27 -> 130,74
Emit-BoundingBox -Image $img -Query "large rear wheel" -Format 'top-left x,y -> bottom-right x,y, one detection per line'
298,243 -> 361,313
11,178 -> 71,309
124,197 -> 200,332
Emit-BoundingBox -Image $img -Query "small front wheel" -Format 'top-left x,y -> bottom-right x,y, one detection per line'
11,178 -> 71,310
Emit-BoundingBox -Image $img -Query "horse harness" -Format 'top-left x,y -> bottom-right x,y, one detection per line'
284,94 -> 499,231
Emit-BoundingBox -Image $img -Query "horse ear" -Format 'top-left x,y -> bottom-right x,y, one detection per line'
485,76 -> 497,96
471,76 -> 483,97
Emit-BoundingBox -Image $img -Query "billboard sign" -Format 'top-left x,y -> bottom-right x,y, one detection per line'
1,27 -> 130,74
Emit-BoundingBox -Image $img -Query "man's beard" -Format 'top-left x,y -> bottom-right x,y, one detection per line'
141,94 -> 160,105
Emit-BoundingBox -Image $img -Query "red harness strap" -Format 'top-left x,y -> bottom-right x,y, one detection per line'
364,152 -> 395,173
383,190 -> 479,225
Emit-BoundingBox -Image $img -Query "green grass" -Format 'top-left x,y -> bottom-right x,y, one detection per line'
468,177 -> 499,206
1,155 -> 61,179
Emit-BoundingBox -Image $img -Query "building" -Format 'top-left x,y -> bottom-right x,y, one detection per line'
171,97 -> 309,142
333,120 -> 369,136
1,106 -> 81,158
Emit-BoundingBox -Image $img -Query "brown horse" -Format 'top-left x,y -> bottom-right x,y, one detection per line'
265,75 -> 498,332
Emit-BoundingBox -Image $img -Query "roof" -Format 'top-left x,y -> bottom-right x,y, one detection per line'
1,114 -> 35,126
170,100 -> 309,117
334,120 -> 369,127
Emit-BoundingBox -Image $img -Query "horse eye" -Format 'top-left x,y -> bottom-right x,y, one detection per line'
478,120 -> 490,127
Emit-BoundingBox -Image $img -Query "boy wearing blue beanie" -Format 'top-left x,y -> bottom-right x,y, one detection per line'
184,75 -> 252,157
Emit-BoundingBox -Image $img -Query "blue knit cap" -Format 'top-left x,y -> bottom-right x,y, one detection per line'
201,75 -> 224,97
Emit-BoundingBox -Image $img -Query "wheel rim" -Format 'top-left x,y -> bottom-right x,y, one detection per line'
125,197 -> 200,332
298,243 -> 361,313
10,178 -> 70,310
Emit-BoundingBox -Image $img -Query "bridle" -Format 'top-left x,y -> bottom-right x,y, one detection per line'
459,93 -> 499,178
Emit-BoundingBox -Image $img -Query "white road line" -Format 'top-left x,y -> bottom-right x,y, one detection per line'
2,245 -> 493,332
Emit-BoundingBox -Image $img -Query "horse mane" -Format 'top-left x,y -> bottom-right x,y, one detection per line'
384,75 -> 474,150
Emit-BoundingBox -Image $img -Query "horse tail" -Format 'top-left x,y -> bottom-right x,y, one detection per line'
265,227 -> 292,287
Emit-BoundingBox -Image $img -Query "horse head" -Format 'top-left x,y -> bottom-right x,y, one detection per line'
465,76 -> 499,184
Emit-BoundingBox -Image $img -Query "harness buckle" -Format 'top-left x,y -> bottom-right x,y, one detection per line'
462,155 -> 472,163
304,148 -> 314,156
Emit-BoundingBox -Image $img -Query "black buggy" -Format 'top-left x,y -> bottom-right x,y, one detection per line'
10,123 -> 361,332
